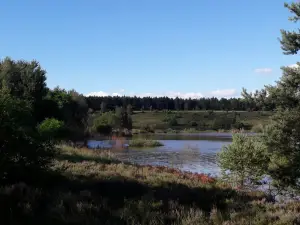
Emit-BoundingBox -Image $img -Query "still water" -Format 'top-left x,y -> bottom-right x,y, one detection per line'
88,133 -> 232,176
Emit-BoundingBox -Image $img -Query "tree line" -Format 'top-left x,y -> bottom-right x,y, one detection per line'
86,95 -> 267,112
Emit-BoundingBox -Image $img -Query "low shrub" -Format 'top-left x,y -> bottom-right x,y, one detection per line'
37,118 -> 65,140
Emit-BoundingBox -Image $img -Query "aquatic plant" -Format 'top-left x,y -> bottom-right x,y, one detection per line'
128,139 -> 164,147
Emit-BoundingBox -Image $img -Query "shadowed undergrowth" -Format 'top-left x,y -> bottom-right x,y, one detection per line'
1,145 -> 300,225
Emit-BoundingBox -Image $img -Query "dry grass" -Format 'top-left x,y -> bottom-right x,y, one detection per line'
1,145 -> 300,225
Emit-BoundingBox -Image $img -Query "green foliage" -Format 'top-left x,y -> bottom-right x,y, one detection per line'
92,112 -> 117,135
46,87 -> 89,141
129,139 -> 164,147
241,2 -> 300,193
92,110 -> 133,135
261,108 -> 300,191
37,118 -> 65,140
86,95 -> 267,112
217,134 -> 268,188
0,57 -> 48,121
0,92 -> 56,182
280,3 -> 300,54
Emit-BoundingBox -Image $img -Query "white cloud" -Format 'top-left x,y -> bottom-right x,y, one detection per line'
254,68 -> 272,74
85,91 -> 109,97
85,89 -> 237,99
208,89 -> 237,98
163,91 -> 204,99
112,92 -> 122,96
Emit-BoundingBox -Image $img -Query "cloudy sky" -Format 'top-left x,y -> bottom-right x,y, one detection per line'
1,0 -> 299,99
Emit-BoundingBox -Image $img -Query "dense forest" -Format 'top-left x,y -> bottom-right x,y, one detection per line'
86,94 -> 271,112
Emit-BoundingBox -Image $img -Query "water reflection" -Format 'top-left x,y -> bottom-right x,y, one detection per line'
88,133 -> 232,176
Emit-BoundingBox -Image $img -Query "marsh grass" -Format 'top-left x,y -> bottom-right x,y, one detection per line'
57,144 -> 119,164
1,145 -> 300,225
129,139 -> 164,147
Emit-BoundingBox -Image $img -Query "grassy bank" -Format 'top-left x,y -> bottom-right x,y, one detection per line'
131,110 -> 272,133
2,145 -> 300,225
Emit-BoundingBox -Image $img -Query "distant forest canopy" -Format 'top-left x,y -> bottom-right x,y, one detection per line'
85,95 -> 272,112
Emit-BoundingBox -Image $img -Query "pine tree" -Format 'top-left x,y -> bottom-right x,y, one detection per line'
260,2 -> 300,191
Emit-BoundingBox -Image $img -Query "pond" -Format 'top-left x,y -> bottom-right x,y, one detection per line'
88,133 -> 233,176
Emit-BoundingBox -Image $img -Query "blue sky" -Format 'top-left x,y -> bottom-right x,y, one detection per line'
1,0 -> 299,98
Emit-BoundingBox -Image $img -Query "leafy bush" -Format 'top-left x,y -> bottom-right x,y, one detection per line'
92,110 -> 133,135
217,133 -> 268,188
92,112 -> 119,135
38,118 -> 65,140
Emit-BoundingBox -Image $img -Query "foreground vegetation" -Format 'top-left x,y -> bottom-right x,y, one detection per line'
2,145 -> 300,225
